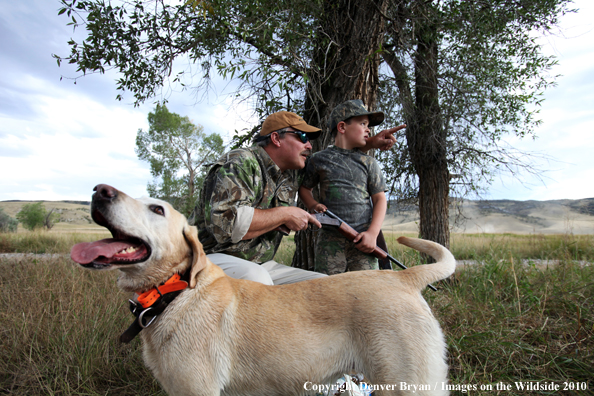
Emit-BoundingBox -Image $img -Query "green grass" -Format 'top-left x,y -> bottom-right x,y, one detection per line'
1,231 -> 593,395
429,259 -> 593,395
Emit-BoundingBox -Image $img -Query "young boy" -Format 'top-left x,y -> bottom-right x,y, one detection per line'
299,99 -> 388,275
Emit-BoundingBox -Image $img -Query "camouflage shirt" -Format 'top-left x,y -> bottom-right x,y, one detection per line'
192,146 -> 301,263
301,145 -> 386,232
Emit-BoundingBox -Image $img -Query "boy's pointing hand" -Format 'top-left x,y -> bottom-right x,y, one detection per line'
366,124 -> 406,151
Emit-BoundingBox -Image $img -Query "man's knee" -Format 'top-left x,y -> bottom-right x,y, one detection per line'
207,253 -> 274,285
262,261 -> 327,285
239,263 -> 274,285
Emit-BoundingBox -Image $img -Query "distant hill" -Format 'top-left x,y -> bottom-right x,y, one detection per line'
2,198 -> 594,235
0,200 -> 106,233
383,198 -> 594,235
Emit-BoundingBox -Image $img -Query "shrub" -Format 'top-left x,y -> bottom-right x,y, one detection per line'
16,202 -> 46,230
15,202 -> 60,230
0,207 -> 18,232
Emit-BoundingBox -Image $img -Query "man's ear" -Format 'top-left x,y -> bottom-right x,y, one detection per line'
183,224 -> 207,288
336,121 -> 347,134
270,131 -> 282,147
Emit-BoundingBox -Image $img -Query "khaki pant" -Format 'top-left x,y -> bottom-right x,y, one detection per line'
208,253 -> 327,285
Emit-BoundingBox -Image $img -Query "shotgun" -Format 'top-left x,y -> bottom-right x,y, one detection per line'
314,210 -> 438,292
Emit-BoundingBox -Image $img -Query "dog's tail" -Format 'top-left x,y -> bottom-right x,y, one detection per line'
396,236 -> 456,290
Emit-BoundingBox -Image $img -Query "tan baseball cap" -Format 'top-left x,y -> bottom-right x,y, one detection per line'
259,111 -> 321,139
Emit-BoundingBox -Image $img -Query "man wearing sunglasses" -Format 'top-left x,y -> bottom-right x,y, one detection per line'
191,110 -> 396,285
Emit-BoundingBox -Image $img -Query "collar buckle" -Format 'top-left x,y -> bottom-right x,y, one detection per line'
138,307 -> 157,328
120,272 -> 189,343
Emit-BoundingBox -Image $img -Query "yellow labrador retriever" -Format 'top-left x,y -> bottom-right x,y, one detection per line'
71,184 -> 455,396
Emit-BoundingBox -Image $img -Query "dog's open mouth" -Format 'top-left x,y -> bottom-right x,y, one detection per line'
71,229 -> 151,269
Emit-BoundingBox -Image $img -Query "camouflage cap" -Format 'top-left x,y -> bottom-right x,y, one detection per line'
260,111 -> 321,139
327,99 -> 384,131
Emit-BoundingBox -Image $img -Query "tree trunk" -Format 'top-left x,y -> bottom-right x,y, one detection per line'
411,13 -> 450,255
382,2 -> 450,257
292,0 -> 388,270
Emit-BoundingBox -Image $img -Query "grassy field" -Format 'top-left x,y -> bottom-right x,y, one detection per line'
0,230 -> 110,254
275,232 -> 594,266
1,231 -> 592,395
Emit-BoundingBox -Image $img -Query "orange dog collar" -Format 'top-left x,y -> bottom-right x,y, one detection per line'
136,273 -> 189,309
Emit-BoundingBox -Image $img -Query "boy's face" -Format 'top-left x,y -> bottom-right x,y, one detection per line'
339,115 -> 370,149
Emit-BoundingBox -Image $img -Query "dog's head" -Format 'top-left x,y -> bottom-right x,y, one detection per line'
71,184 -> 207,291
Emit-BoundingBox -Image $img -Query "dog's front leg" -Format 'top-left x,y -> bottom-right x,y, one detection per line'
143,343 -> 224,396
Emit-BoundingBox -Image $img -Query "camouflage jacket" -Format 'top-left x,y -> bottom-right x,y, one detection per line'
301,145 -> 386,233
191,146 -> 300,263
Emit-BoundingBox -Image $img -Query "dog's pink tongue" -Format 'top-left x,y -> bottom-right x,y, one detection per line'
71,239 -> 133,264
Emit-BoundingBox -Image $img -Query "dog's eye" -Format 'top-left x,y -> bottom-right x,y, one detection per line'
150,205 -> 165,216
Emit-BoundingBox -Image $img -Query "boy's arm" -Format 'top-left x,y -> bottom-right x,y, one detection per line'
298,186 -> 327,213
360,124 -> 406,153
353,191 -> 387,253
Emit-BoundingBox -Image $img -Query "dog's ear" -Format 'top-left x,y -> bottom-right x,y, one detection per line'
183,224 -> 208,288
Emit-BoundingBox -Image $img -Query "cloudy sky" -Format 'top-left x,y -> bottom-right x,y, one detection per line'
1,0 -> 593,202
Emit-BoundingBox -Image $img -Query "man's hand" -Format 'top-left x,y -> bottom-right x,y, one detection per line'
353,230 -> 379,254
283,206 -> 322,231
244,206 -> 321,240
364,124 -> 406,152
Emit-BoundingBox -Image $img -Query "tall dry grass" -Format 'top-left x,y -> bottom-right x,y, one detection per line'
446,233 -> 594,262
1,231 -> 592,395
275,232 -> 594,266
0,254 -> 164,395
0,231 -> 109,254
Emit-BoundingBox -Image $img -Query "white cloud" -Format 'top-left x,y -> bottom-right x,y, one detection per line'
0,80 -> 152,200
483,0 -> 594,200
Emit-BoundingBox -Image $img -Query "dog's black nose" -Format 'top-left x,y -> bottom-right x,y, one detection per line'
93,184 -> 118,201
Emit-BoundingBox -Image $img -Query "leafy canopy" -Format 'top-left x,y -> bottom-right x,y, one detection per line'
56,0 -> 574,202
56,0 -> 320,116
376,0 -> 572,200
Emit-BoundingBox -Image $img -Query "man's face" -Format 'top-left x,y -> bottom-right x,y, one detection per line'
278,127 -> 313,170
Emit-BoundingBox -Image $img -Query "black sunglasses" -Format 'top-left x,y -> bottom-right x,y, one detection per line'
285,131 -> 310,143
